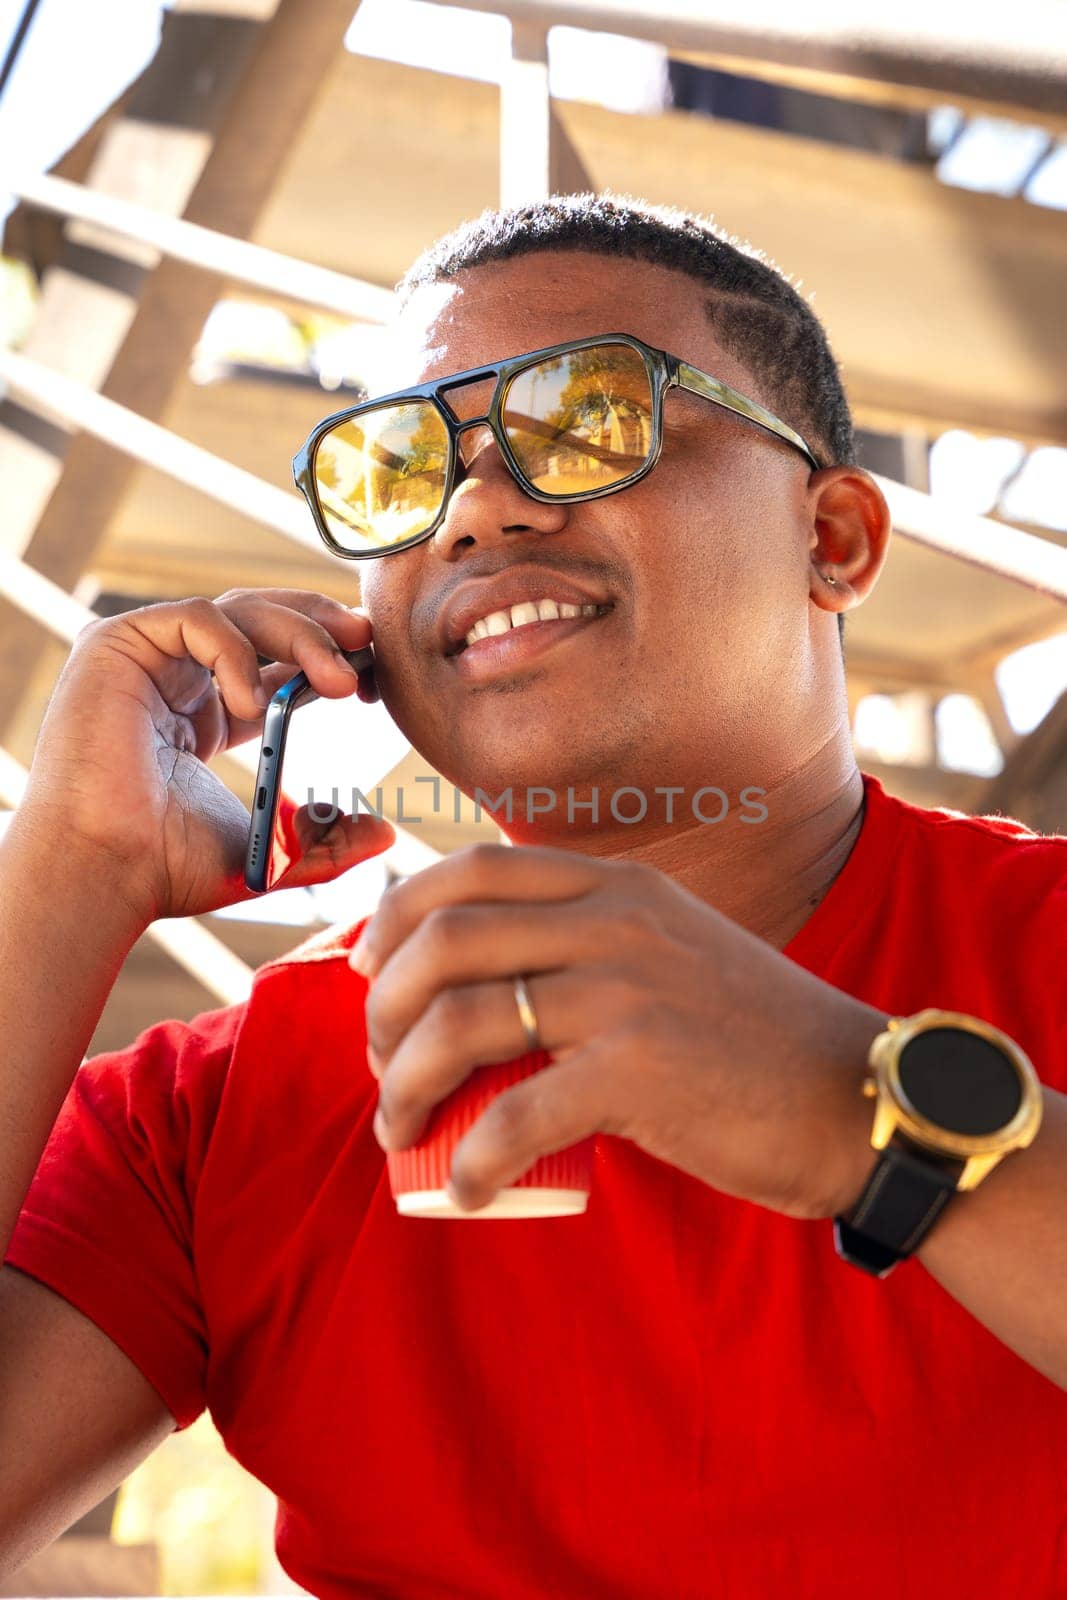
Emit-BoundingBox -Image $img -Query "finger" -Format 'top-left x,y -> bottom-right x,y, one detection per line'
121,597 -> 279,725
214,658 -> 303,750
351,840 -> 617,976
355,660 -> 379,704
270,805 -> 396,891
217,590 -> 372,662
214,594 -> 368,699
219,645 -> 375,750
363,900 -> 605,1064
373,969 -> 581,1150
446,1052 -> 611,1212
217,588 -> 367,636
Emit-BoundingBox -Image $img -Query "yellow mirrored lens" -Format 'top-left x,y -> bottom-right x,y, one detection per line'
313,401 -> 449,550
502,343 -> 653,494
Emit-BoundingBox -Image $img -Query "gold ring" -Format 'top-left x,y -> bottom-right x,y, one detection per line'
512,974 -> 541,1054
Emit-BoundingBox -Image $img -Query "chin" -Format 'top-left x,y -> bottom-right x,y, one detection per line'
388,680 -> 641,808
414,728 -> 596,813
439,747 -> 581,807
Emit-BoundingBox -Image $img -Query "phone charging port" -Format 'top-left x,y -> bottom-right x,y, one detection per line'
256,786 -> 267,810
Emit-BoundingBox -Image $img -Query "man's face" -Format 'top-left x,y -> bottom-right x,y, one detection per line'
358,250 -> 825,810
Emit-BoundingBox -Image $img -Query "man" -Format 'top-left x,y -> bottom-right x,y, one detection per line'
1,194 -> 1064,1597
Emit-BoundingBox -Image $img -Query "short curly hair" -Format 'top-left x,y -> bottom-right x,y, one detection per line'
396,192 -> 851,645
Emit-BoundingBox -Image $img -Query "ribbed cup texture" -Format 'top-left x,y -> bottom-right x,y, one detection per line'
387,1053 -> 594,1218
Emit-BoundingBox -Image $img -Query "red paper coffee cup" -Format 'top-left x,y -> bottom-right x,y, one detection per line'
387,1049 -> 595,1219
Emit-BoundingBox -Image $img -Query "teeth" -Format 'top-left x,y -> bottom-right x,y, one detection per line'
462,597 -> 606,649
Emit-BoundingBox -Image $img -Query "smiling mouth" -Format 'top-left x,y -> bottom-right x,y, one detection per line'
447,598 -> 614,655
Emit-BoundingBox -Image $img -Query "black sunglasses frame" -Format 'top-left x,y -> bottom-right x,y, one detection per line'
293,331 -> 821,561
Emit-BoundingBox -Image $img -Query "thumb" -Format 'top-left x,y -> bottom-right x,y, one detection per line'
270,802 -> 396,891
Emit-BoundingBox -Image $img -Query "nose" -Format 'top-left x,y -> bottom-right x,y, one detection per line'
429,420 -> 569,563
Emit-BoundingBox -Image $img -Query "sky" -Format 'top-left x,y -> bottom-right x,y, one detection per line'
1,0 -> 1065,838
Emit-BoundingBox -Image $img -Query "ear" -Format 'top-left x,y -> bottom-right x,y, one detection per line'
805,466 -> 892,615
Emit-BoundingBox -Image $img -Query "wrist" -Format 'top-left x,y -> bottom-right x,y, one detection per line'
829,1010 -> 1045,1273
805,1001 -> 891,1220
3,801 -> 153,948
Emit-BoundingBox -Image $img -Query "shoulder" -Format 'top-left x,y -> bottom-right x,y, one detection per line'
866,773 -> 1067,898
855,777 -> 1067,1088
246,914 -> 371,1005
84,1003 -> 247,1096
868,773 -> 1067,1007
47,1003 -> 248,1202
255,914 -> 371,971
227,914 -> 374,1062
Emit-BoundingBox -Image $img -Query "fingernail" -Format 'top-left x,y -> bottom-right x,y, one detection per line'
373,1108 -> 390,1148
253,683 -> 269,708
334,650 -> 358,676
356,667 -> 379,704
349,939 -> 370,973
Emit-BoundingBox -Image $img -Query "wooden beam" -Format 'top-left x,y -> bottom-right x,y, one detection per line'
857,758 -> 987,814
443,0 -> 1067,132
254,55 -> 1067,450
0,349 -> 324,554
844,374 -> 1067,457
664,48 -> 1066,136
499,21 -> 593,206
948,610 -> 1067,677
86,916 -> 319,1060
969,671 -> 1020,758
846,653 -> 1023,763
0,1 -> 273,548
844,653 -> 963,695
871,475 -> 1067,604
0,0 -> 363,742
9,173 -> 395,322
977,690 -> 1067,831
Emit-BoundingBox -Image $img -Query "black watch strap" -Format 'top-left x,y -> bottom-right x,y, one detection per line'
833,1141 -> 965,1278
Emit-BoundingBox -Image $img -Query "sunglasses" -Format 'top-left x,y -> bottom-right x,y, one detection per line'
293,332 -> 820,560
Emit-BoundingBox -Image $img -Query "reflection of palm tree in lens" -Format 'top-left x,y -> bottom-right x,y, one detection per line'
317,449 -> 340,498
527,362 -> 541,484
370,404 -> 447,542
317,405 -> 446,548
510,346 -> 652,491
558,348 -> 650,473
316,429 -> 374,543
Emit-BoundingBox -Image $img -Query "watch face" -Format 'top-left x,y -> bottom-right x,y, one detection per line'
897,1027 -> 1022,1135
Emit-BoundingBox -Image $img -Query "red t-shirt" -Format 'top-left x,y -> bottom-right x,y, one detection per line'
6,773 -> 1067,1598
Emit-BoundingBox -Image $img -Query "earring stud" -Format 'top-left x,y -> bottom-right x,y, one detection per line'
824,570 -> 838,586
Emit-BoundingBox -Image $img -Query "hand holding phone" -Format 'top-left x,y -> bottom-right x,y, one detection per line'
245,645 -> 376,892
13,590 -> 391,922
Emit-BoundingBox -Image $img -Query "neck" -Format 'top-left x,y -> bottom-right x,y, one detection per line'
503,736 -> 866,951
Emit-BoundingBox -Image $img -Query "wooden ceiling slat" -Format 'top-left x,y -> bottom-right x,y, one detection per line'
443,0 -> 1067,130
250,55 -> 1067,449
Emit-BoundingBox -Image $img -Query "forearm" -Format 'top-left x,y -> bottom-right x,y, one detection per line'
0,807 -> 146,1259
832,1068 -> 1067,1391
913,1086 -> 1067,1390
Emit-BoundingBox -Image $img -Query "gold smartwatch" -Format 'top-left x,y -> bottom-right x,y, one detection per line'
833,1010 -> 1044,1279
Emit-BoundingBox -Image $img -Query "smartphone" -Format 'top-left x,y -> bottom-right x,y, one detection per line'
244,645 -> 375,893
